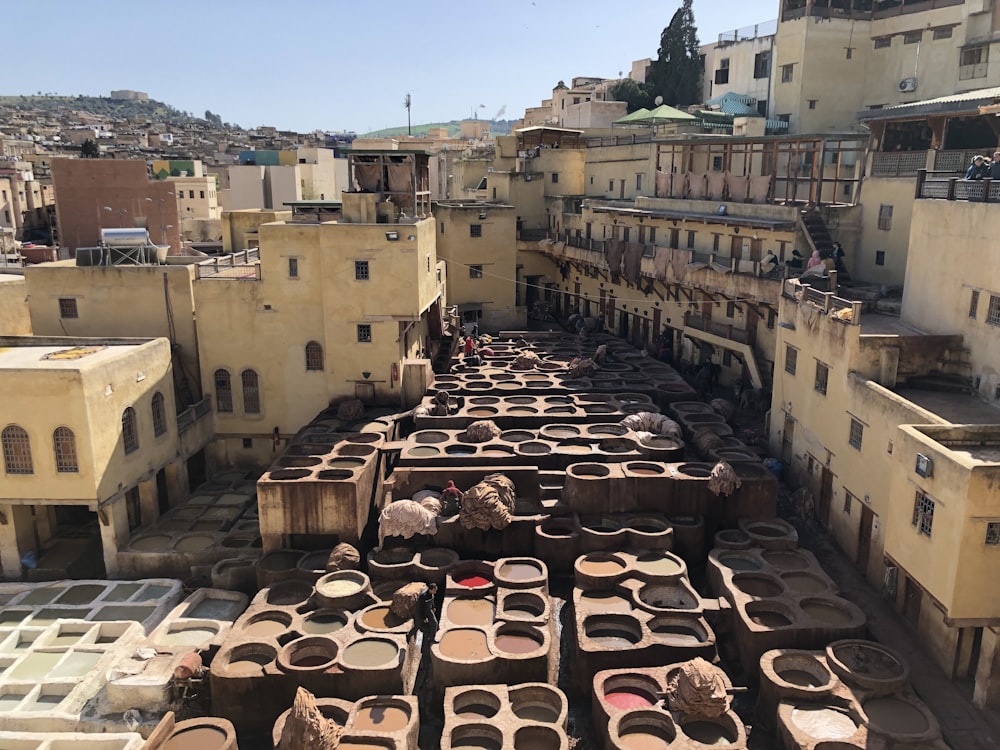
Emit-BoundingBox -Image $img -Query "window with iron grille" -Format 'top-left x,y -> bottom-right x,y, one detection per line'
754,51 -> 770,79
715,59 -> 730,85
214,369 -> 233,413
687,231 -> 695,249
469,224 -> 482,238
241,369 -> 260,414
912,490 -> 934,537
355,260 -> 369,280
357,324 -> 372,343
987,522 -> 1000,545
785,346 -> 797,375
961,44 -> 988,67
1,425 -> 32,474
151,392 -> 167,437
903,31 -> 922,44
122,408 -> 139,455
874,37 -> 891,49
126,487 -> 142,531
288,257 -> 298,278
781,63 -> 794,83
53,427 -> 78,473
987,295 -> 1000,327
932,27 -> 953,40
849,417 -> 864,449
877,204 -> 893,231
844,492 -> 854,515
969,290 -> 980,319
305,341 -> 324,371
469,264 -> 483,279
551,172 -> 559,183
59,298 -> 78,319
815,361 -> 829,395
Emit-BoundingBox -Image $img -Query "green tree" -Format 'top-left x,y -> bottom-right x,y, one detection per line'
80,138 -> 100,158
607,79 -> 653,114
647,0 -> 703,107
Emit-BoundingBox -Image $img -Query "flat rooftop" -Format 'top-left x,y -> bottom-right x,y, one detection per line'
896,388 -> 1000,426
859,314 -> 926,336
0,342 -> 147,371
0,273 -> 24,284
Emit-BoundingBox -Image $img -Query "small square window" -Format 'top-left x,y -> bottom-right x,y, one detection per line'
357,324 -> 372,343
785,346 -> 798,375
815,361 -> 829,395
874,36 -> 892,49
288,257 -> 299,278
969,290 -> 980,319
933,27 -> 953,40
808,99 -> 817,110
987,295 -> 1000,326
355,260 -> 370,280
875,250 -> 886,266
849,417 -> 864,449
912,490 -> 934,537
242,438 -> 253,449
987,522 -> 1000,545
59,298 -> 78,319
469,264 -> 484,279
470,224 -> 482,238
903,30 -> 922,44
781,63 -> 794,83
551,172 -> 559,183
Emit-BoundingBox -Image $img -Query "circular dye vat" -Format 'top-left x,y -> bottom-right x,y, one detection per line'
353,704 -> 410,732
781,572 -> 828,593
468,408 -> 498,417
577,557 -> 626,576
163,726 -> 226,750
226,651 -> 273,676
579,591 -> 633,613
494,632 -> 541,654
559,444 -> 591,454
447,599 -> 494,626
718,555 -> 761,571
604,688 -> 656,710
681,721 -> 735,746
791,706 -> 857,739
619,727 -> 672,750
762,550 -> 809,570
446,445 -> 477,456
454,690 -> 500,719
242,613 -> 289,638
131,535 -> 173,552
500,430 -> 533,443
439,629 -> 490,660
634,553 -> 683,577
750,610 -> 792,627
779,669 -> 826,688
408,446 -> 440,457
863,697 -> 929,734
802,600 -> 854,626
341,639 -> 399,668
733,574 -> 783,597
502,594 -> 545,618
174,534 -> 214,553
455,574 -> 491,588
650,621 -> 704,644
360,606 -> 406,630
508,396 -> 536,404
327,457 -> 364,469
301,612 -> 347,634
498,562 -> 542,581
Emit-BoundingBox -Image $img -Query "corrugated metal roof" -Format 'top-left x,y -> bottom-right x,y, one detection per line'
857,86 -> 1000,122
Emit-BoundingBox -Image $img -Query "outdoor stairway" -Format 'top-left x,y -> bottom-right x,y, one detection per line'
800,207 -> 835,256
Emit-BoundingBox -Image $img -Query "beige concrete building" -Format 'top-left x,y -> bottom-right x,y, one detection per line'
0,275 -> 30,335
700,21 -> 776,115
0,336 -> 211,580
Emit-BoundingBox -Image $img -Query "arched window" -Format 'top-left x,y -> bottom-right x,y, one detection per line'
305,341 -> 324,371
214,369 -> 233,413
151,392 -> 167,437
53,427 -> 78,473
1,425 -> 32,475
241,369 -> 261,414
122,407 -> 139,455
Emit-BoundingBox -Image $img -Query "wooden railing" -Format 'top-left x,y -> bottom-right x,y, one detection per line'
915,170 -> 1000,203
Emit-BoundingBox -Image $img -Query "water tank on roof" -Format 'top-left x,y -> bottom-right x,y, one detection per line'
100,228 -> 152,247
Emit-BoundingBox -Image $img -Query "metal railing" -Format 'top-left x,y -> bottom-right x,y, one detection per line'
177,395 -> 212,435
195,248 -> 261,280
516,228 -> 550,242
586,133 -> 655,148
717,19 -> 777,44
915,170 -> 1000,203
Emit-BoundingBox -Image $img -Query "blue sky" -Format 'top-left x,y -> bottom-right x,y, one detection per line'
9,0 -> 779,133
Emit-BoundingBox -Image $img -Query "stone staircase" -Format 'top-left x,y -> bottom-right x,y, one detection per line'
800,207 -> 835,257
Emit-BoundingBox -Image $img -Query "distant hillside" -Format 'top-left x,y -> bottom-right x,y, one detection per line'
362,119 -> 515,138
0,94 -> 192,122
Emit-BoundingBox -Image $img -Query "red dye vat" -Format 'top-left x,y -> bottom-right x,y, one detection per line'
604,690 -> 655,710
456,575 -> 490,588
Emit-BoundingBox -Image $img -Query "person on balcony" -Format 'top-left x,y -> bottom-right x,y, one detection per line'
990,152 -> 1000,180
965,155 -> 989,180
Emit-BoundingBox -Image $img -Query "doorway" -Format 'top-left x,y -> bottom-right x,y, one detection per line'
857,503 -> 875,575
903,575 -> 922,627
156,468 -> 169,515
781,415 -> 794,465
818,466 -> 833,528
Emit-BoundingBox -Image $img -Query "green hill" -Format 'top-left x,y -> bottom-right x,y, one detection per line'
361,122 -> 461,138
0,94 -> 191,122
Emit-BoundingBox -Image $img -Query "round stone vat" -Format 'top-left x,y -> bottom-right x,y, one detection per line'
508,396 -> 537,405
762,549 -> 810,570
413,430 -> 449,444
586,423 -> 629,437
732,573 -> 784,598
480,444 -> 515,456
340,637 -> 400,669
826,640 -> 908,693
539,424 -> 581,440
352,697 -> 412,733
493,623 -> 545,656
300,609 -> 349,635
568,463 -> 610,479
633,551 -> 686,579
447,598 -> 495,627
575,552 -> 628,584
500,430 -> 534,443
781,571 -> 831,594
800,598 -> 857,627
277,635 -> 339,673
862,697 -> 930,736
615,710 -> 677,749
415,547 -> 459,581
368,546 -> 416,579
174,534 -> 215,553
502,592 -> 546,619
468,407 -> 500,418
602,673 -> 661,711
517,441 -> 551,456
130,534 -> 173,552
496,559 -> 545,586
771,653 -> 832,690
584,614 -> 643,648
715,529 -> 752,549
716,552 -> 763,572
649,616 -> 708,645
452,689 -> 501,719
315,570 -> 370,610
327,457 -> 366,470
450,724 -> 503,750
638,583 -> 698,610
268,469 -> 312,481
296,549 -> 332,578
468,396 -> 500,405
790,705 -> 858,741
678,715 -> 739,746
265,579 -> 313,606
438,628 -> 491,661
676,462 -> 713,478
358,603 -> 408,632
162,718 -> 238,750
538,519 -> 577,539
405,447 -> 440,459
510,684 -> 565,724
241,610 -> 292,639
450,561 -> 495,591
625,462 -> 666,476
277,456 -> 321,468
445,444 -> 478,456
514,725 -> 562,749
599,438 -> 635,454
220,642 -> 277,676
746,600 -> 796,628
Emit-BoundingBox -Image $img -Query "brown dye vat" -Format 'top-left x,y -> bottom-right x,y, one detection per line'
733,575 -> 783,597
578,558 -> 626,576
791,706 -> 857,739
408,446 -> 440,457
354,704 -> 409,732
361,606 -> 405,630
651,622 -> 704,644
301,612 -> 347,634
447,599 -> 495,626
560,444 -> 591,454
630,468 -> 662,475
579,592 -> 632,613
802,601 -> 853,625
864,698 -> 928,733
762,550 -> 808,570
163,726 -> 227,750
509,396 -> 536,404
545,427 -> 580,438
620,729 -> 672,750
681,721 -> 735,745
750,611 -> 792,627
455,690 -> 501,718
341,639 -> 398,668
468,408 -> 498,417
498,562 -> 542,581
779,669 -> 826,687
503,594 -> 545,617
718,555 -> 761,571
226,653 -> 271,675
634,554 -> 683,577
242,613 -> 290,637
439,629 -> 490,660
494,633 -> 541,654
782,572 -> 828,593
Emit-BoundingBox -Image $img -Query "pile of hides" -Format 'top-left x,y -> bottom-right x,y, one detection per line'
710,399 -> 736,422
325,543 -> 360,572
278,688 -> 342,749
460,420 -> 502,443
594,344 -> 608,365
335,398 -> 364,422
620,412 -> 682,440
707,462 -> 742,497
460,473 -> 516,531
378,500 -> 438,544
419,497 -> 443,516
567,357 -> 598,379
662,658 -> 730,718
512,350 -> 540,370
693,429 -> 725,456
431,390 -> 451,417
390,581 -> 427,620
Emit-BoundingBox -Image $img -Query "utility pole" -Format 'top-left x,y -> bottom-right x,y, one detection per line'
404,93 -> 412,136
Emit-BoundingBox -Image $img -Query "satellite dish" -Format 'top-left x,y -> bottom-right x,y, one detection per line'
654,96 -> 664,106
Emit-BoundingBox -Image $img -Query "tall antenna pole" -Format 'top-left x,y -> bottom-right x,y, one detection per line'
404,93 -> 412,136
